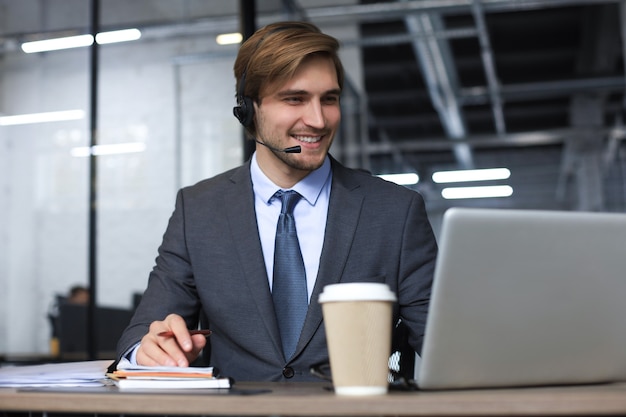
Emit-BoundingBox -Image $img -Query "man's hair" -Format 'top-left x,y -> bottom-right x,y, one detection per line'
233,21 -> 344,137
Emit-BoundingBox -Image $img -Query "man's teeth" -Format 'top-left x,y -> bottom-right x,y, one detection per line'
293,135 -> 322,143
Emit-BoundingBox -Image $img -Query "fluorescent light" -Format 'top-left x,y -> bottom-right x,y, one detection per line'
0,110 -> 85,126
95,28 -> 141,44
21,29 -> 141,53
216,32 -> 243,45
22,34 -> 93,53
377,173 -> 419,185
71,142 -> 146,157
432,168 -> 511,183
441,185 -> 513,199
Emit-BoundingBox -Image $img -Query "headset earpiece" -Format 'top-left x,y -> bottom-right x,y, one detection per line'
233,95 -> 254,127
233,69 -> 254,127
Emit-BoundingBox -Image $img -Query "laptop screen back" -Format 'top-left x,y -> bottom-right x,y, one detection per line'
418,208 -> 626,390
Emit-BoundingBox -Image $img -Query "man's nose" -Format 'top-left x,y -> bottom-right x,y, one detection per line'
302,100 -> 325,128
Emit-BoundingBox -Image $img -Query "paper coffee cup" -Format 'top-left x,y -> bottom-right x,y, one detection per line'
318,283 -> 397,396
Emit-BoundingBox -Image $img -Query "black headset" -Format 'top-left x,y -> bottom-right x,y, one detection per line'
233,23 -> 312,127
233,70 -> 255,127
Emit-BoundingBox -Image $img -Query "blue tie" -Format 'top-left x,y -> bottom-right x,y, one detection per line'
272,190 -> 308,360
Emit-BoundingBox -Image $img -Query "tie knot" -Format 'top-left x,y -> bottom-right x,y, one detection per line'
275,190 -> 302,215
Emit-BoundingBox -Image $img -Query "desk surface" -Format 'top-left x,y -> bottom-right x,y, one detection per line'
2,382 -> 626,416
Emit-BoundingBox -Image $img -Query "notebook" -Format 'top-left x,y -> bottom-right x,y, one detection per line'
417,207 -> 626,390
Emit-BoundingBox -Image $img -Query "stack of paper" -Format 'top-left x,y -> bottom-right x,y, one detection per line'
0,360 -> 111,387
107,360 -> 231,390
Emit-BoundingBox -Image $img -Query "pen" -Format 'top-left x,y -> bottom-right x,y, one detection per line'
157,329 -> 212,337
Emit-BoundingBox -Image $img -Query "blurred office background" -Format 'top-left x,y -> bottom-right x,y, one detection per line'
0,0 -> 625,358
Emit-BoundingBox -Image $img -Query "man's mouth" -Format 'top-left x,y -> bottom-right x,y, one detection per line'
292,134 -> 323,144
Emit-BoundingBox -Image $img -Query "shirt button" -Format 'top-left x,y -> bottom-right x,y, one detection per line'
282,367 -> 295,378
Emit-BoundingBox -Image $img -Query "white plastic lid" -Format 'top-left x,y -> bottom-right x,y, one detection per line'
318,283 -> 397,303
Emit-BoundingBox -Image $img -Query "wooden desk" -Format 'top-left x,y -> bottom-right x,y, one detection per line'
2,382 -> 626,416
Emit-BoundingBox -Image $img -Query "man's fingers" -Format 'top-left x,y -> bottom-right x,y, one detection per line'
139,327 -> 190,367
161,314 -> 193,352
137,337 -> 177,367
137,315 -> 205,367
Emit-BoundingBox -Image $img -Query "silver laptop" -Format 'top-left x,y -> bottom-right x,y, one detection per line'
417,207 -> 626,390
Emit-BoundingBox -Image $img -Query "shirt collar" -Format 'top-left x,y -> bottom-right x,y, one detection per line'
251,152 -> 331,206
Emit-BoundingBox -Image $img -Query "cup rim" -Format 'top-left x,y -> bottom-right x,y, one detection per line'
318,282 -> 397,303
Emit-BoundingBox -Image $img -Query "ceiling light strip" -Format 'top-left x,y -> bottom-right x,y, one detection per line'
441,185 -> 513,199
71,143 -> 146,157
21,29 -> 141,53
95,29 -> 141,45
21,34 -> 94,53
432,167 -> 510,183
216,32 -> 242,45
0,110 -> 85,126
377,173 -> 419,185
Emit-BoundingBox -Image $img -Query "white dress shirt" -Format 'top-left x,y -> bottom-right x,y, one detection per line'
250,152 -> 332,301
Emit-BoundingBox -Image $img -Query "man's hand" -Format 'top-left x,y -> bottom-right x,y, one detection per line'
136,313 -> 207,367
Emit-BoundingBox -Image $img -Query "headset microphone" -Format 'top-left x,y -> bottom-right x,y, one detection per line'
254,139 -> 302,154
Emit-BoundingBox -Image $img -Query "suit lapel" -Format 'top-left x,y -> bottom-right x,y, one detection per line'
224,163 -> 283,356
297,160 -> 364,354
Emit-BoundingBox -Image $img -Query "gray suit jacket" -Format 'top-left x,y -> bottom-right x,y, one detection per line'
117,156 -> 437,382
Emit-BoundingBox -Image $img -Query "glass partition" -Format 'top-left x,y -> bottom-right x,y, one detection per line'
0,1 -> 246,358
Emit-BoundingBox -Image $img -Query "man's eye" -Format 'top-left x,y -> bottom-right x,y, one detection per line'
284,97 -> 303,103
323,96 -> 340,104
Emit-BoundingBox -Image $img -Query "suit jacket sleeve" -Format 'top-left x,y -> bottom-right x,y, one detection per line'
320,161 -> 437,355
395,190 -> 438,353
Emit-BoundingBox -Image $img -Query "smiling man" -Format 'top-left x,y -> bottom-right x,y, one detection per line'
253,53 -> 341,187
116,21 -> 438,382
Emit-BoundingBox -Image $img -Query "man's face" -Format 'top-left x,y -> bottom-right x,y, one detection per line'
254,54 -> 341,185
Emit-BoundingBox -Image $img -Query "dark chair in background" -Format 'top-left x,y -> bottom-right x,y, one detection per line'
55,303 -> 133,360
